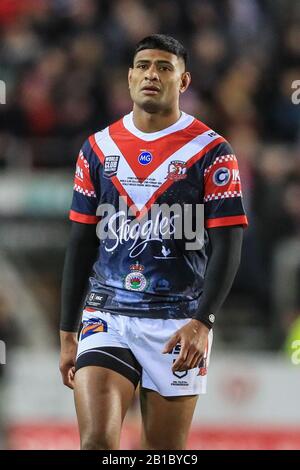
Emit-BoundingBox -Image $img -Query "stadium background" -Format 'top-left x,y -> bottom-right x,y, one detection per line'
0,0 -> 299,450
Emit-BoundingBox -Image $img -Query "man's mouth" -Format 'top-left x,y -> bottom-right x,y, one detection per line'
141,85 -> 160,95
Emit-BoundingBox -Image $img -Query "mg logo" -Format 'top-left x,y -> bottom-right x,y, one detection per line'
138,151 -> 153,165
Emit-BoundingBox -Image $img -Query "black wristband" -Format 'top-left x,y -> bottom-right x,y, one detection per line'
193,313 -> 215,330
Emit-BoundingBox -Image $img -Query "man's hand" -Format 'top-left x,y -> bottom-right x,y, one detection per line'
59,330 -> 78,389
162,319 -> 210,373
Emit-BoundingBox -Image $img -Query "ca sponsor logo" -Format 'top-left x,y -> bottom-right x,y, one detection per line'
213,167 -> 231,186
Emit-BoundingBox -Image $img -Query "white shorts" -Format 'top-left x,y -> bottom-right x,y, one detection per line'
76,309 -> 213,397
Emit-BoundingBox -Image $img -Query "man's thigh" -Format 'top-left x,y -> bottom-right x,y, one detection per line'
74,366 -> 136,449
140,388 -> 198,450
74,310 -> 144,448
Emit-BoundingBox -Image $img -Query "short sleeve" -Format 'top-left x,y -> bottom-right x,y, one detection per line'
69,139 -> 101,224
203,142 -> 248,228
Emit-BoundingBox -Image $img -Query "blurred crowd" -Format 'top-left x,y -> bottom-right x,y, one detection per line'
0,0 -> 299,345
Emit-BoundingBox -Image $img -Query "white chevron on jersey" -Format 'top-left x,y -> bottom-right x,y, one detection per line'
94,127 -> 221,213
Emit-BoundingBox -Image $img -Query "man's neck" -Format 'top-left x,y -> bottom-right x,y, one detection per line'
132,105 -> 181,133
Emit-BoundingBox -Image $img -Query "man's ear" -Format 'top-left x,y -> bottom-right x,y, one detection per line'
128,68 -> 133,89
180,72 -> 191,94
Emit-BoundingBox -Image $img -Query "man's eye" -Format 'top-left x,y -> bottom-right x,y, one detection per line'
137,64 -> 147,69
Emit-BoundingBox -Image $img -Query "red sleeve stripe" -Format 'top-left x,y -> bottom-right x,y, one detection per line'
69,210 -> 100,224
205,215 -> 248,228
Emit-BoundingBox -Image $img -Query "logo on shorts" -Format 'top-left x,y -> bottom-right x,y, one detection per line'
168,344 -> 189,381
172,369 -> 188,379
124,262 -> 148,292
104,155 -> 120,178
166,160 -> 187,181
81,318 -> 108,340
198,357 -> 207,376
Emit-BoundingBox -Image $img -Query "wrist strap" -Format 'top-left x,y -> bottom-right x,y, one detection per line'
194,313 -> 215,329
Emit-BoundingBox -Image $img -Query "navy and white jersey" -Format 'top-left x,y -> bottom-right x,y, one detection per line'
70,111 -> 248,319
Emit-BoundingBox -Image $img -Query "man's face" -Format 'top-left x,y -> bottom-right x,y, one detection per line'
128,49 -> 190,113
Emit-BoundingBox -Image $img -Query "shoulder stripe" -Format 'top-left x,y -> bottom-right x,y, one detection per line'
69,210 -> 100,224
205,214 -> 248,228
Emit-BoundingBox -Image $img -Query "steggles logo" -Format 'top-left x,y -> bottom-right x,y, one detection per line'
96,197 -> 205,256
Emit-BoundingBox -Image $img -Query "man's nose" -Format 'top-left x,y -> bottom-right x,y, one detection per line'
145,65 -> 159,81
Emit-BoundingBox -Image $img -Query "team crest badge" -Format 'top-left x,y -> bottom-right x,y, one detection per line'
166,160 -> 187,180
124,262 -> 148,292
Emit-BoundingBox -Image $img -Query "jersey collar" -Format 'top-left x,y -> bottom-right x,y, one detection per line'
123,111 -> 194,141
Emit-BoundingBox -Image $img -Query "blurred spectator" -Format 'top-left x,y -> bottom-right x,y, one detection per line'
0,0 -> 299,165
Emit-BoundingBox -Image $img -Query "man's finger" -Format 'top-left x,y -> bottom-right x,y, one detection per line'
172,343 -> 188,371
162,334 -> 179,354
62,373 -> 73,389
177,349 -> 199,371
68,368 -> 75,388
190,352 -> 202,370
60,365 -> 75,389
